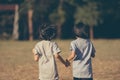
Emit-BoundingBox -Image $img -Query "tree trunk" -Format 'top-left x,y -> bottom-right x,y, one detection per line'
56,0 -> 63,39
90,25 -> 94,39
57,23 -> 62,39
12,4 -> 19,40
28,9 -> 33,41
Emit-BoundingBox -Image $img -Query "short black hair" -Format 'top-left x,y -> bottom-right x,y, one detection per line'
39,24 -> 56,40
74,22 -> 89,39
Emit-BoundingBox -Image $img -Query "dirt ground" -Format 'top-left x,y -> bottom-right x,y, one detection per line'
0,40 -> 120,80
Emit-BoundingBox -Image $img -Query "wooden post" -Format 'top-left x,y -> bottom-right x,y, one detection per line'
90,25 -> 94,39
56,0 -> 63,39
12,4 -> 19,40
57,23 -> 62,38
28,9 -> 33,41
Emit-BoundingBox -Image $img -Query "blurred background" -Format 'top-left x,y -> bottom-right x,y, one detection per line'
0,1 -> 120,80
0,0 -> 120,40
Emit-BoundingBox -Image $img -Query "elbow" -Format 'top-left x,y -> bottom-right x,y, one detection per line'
91,54 -> 95,58
70,54 -> 75,60
92,56 -> 95,58
34,56 -> 39,62
34,58 -> 39,62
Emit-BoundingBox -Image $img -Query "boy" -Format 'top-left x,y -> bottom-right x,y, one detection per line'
66,23 -> 96,80
32,24 -> 66,80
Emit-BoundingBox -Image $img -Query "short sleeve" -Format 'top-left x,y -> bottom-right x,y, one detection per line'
53,42 -> 61,55
70,41 -> 76,51
33,44 -> 41,55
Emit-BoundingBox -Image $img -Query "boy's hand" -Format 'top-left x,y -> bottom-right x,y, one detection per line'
65,59 -> 70,67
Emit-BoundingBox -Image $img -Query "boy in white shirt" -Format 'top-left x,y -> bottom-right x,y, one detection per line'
66,23 -> 96,80
32,24 -> 66,80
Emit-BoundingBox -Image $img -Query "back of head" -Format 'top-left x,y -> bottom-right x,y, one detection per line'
74,22 -> 89,39
39,24 -> 56,40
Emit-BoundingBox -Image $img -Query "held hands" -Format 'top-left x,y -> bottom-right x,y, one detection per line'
64,59 -> 70,67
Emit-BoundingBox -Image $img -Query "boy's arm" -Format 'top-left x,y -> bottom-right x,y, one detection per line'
54,53 -> 66,66
67,51 -> 75,62
91,48 -> 96,58
91,52 -> 95,58
32,49 -> 39,62
91,43 -> 96,58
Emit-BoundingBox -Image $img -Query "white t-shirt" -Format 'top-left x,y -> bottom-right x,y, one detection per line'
34,40 -> 61,80
70,38 -> 95,78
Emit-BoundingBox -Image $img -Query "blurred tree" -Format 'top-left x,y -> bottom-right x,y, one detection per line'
61,1 -> 75,39
15,0 -> 120,40
49,0 -> 65,38
69,0 -> 101,39
12,4 -> 19,40
0,12 -> 14,39
96,0 -> 120,20
94,0 -> 120,38
28,9 -> 33,41
19,0 -> 59,39
98,0 -> 120,24
0,5 -> 14,39
19,0 -> 102,39
32,0 -> 59,39
0,0 -> 120,40
19,0 -> 34,40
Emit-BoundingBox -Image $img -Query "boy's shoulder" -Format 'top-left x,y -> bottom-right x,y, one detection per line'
71,38 -> 91,44
35,40 -> 44,46
36,40 -> 56,45
71,39 -> 77,44
36,40 -> 43,44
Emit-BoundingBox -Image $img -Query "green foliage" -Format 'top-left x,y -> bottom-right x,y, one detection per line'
49,0 -> 66,25
64,0 -> 102,28
0,13 -> 14,27
1,0 -> 120,39
97,0 -> 120,21
19,0 -> 102,27
74,1 -> 101,26
49,6 -> 66,24
2,0 -> 120,28
19,0 -> 34,14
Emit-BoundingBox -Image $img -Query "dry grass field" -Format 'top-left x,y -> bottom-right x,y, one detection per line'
0,39 -> 120,80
